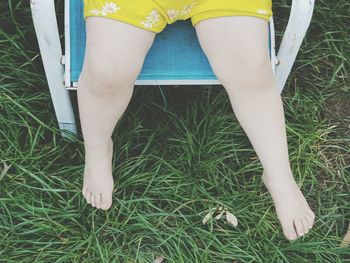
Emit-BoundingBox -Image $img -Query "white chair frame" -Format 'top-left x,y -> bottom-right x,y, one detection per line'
30,0 -> 315,139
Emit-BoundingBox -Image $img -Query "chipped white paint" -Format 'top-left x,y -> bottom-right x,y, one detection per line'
299,0 -> 314,12
275,0 -> 315,92
269,16 -> 276,75
30,0 -> 76,137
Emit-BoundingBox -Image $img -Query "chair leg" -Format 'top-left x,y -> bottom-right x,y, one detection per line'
30,0 -> 77,139
275,0 -> 315,92
268,16 -> 277,80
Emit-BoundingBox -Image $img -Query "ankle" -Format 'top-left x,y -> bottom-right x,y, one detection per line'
262,168 -> 295,184
84,138 -> 113,149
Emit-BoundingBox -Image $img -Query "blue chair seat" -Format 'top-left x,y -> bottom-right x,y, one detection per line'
69,0 -> 271,85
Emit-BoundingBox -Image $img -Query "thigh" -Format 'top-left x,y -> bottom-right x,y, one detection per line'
81,16 -> 157,85
194,16 -> 271,84
85,15 -> 156,59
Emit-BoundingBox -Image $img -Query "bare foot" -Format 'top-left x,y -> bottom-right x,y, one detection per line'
262,169 -> 315,240
82,138 -> 114,210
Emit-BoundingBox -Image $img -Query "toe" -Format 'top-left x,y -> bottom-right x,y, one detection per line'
95,194 -> 102,209
90,194 -> 95,207
285,231 -> 298,241
302,217 -> 310,234
305,213 -> 313,229
100,193 -> 112,210
307,211 -> 315,223
306,212 -> 315,228
294,218 -> 305,237
82,186 -> 87,196
282,222 -> 298,241
86,192 -> 92,204
83,188 -> 89,200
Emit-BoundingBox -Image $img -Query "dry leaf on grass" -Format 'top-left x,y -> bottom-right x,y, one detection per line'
0,161 -> 11,181
202,207 -> 217,225
225,210 -> 238,227
202,206 -> 238,227
153,256 -> 164,263
214,208 -> 226,220
340,222 -> 350,247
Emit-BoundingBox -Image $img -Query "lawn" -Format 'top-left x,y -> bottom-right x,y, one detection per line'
0,0 -> 349,262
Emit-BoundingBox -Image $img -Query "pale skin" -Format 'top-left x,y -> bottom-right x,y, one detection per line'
77,15 -> 315,241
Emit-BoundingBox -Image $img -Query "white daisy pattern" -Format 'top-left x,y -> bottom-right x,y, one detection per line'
89,9 -> 101,15
256,9 -> 268,15
180,3 -> 194,15
146,10 -> 160,23
166,9 -> 180,20
140,9 -> 161,29
101,2 -> 120,16
166,1 -> 198,21
89,1 -> 120,17
140,20 -> 154,29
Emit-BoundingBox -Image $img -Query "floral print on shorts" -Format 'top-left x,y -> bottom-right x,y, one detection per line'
88,2 -> 120,16
83,0 -> 273,33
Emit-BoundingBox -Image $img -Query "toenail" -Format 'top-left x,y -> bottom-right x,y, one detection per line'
287,233 -> 297,240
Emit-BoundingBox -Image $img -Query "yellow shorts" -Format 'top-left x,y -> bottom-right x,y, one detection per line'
83,0 -> 273,33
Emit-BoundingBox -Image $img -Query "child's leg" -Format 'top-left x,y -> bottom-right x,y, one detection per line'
77,17 -> 156,210
194,16 -> 315,240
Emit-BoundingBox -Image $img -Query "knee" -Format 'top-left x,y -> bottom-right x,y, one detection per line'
78,54 -> 144,95
208,51 -> 274,90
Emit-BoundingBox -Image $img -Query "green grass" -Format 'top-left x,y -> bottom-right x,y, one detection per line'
0,0 -> 349,262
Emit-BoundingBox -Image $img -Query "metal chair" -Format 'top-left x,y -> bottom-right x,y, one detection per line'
30,0 -> 315,139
